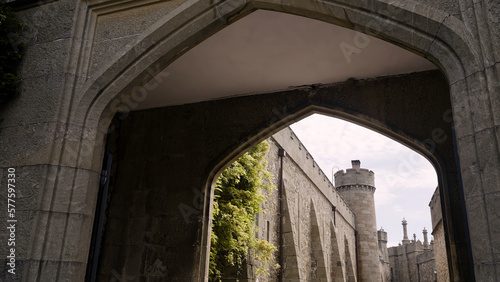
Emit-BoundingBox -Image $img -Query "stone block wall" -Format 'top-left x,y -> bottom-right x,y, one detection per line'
389,246 -> 408,282
247,127 -> 358,281
417,251 -> 436,282
432,225 -> 449,282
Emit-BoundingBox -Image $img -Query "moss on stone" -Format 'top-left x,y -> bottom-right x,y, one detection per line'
0,2 -> 25,106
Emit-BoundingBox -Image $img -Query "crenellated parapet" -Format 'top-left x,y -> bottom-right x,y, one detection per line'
334,160 -> 375,189
336,184 -> 376,193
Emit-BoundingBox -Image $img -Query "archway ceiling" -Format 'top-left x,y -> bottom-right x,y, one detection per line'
138,10 -> 436,110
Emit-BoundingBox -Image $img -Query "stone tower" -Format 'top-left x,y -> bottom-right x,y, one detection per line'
335,160 -> 381,281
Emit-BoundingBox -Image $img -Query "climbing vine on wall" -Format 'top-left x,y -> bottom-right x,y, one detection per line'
0,2 -> 25,106
209,141 -> 277,281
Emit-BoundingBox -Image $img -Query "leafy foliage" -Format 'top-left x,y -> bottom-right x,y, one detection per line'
0,2 -> 25,106
209,141 -> 277,281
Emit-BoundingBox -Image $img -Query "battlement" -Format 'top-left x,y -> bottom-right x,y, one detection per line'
270,127 -> 356,228
334,160 -> 375,188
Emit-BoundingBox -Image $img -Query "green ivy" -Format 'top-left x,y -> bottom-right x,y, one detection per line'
209,141 -> 277,281
0,2 -> 25,106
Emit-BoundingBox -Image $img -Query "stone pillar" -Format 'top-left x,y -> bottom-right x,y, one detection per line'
0,1 -> 101,280
423,228 -> 429,250
335,160 -> 381,282
402,218 -> 410,245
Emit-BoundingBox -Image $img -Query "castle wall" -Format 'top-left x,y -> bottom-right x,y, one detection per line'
271,128 -> 357,229
258,128 -> 356,282
239,127 -> 358,281
432,225 -> 448,282
417,251 -> 436,282
430,188 -> 450,282
389,245 -> 413,282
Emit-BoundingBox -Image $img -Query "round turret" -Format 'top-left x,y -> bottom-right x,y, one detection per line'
334,160 -> 375,190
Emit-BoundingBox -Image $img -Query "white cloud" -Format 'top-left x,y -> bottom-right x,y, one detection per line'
290,114 -> 437,247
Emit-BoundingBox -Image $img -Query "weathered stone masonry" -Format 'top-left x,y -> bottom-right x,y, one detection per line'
247,128 -> 358,281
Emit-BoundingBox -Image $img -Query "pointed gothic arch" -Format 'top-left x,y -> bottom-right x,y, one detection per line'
330,221 -> 345,282
95,68 -> 467,280
69,6 -> 480,279
310,200 -> 328,280
11,0 -> 495,281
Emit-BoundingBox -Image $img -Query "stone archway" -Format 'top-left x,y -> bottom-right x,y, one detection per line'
71,4 -> 481,279
96,69 -> 465,281
3,0 -> 497,281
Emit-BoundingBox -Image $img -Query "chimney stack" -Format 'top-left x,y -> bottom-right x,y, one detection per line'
351,160 -> 361,172
402,218 -> 410,245
423,228 -> 429,250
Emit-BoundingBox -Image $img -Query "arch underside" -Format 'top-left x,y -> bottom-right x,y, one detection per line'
79,0 -> 480,126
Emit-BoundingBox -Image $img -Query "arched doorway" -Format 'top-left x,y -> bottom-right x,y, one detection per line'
80,5 -> 474,281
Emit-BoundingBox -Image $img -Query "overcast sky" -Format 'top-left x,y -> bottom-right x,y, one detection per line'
289,114 -> 437,247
